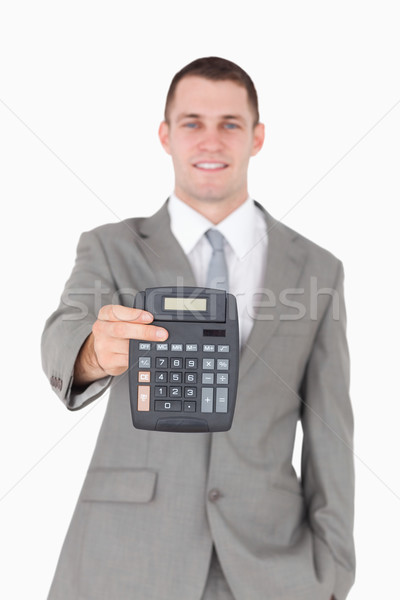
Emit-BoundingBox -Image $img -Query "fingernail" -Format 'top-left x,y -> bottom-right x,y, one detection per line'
141,312 -> 153,322
156,328 -> 168,339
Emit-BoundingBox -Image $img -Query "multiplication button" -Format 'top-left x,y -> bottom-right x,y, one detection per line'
203,358 -> 215,370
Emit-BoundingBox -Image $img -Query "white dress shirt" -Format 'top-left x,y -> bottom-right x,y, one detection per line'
168,193 -> 268,347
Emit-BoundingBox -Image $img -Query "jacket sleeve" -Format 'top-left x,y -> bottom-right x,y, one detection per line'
41,229 -> 118,410
300,261 -> 355,599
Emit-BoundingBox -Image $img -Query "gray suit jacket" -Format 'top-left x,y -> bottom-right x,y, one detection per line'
41,201 -> 355,600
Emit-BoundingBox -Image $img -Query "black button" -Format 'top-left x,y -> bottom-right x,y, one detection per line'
208,488 -> 222,502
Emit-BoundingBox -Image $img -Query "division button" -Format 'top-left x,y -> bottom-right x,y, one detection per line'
201,388 -> 214,413
217,373 -> 229,384
137,386 -> 150,411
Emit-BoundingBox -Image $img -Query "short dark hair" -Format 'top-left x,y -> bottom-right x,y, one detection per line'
164,56 -> 260,126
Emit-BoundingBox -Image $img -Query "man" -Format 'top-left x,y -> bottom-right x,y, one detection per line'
42,57 -> 355,599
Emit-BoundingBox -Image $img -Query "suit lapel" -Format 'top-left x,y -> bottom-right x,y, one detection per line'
138,200 -> 307,382
239,204 -> 307,382
137,200 -> 197,287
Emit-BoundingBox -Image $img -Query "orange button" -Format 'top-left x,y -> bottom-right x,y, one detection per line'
137,386 -> 150,411
138,371 -> 151,383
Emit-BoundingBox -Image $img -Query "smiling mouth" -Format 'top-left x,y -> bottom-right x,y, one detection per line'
193,162 -> 229,171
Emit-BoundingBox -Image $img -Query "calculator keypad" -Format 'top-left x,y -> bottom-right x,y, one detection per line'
136,342 -> 231,415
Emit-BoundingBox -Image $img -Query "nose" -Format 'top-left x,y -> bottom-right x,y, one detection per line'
197,127 -> 224,153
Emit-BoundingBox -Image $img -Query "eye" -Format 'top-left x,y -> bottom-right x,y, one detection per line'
183,122 -> 198,129
224,122 -> 239,130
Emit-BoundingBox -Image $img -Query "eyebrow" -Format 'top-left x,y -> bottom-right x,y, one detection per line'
176,113 -> 246,124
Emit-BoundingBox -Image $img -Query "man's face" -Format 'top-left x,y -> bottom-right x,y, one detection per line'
159,76 -> 264,210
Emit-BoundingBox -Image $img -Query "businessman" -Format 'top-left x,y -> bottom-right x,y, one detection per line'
42,57 -> 355,599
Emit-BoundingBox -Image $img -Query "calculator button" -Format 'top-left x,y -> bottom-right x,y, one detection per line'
137,386 -> 150,411
202,373 -> 214,384
156,357 -> 168,368
155,386 -> 167,397
139,343 -> 151,351
156,343 -> 169,351
138,371 -> 151,383
171,343 -> 183,351
185,358 -> 198,369
217,359 -> 229,370
216,388 -> 228,413
217,373 -> 229,384
201,388 -> 214,412
186,344 -> 198,351
184,401 -> 196,412
185,373 -> 197,384
155,372 -> 167,383
170,372 -> 182,383
170,386 -> 182,398
203,344 -> 215,352
138,357 -> 151,368
155,400 -> 182,412
184,387 -> 197,398
171,357 -> 183,369
203,358 -> 215,370
217,345 -> 230,352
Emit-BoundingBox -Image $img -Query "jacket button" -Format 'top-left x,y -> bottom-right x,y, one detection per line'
208,488 -> 222,502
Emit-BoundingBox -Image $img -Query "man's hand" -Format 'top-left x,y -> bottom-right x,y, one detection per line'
73,305 -> 168,386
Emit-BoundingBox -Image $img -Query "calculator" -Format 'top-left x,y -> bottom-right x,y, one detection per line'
129,287 -> 239,432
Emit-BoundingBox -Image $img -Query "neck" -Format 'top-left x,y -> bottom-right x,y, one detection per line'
174,192 -> 249,224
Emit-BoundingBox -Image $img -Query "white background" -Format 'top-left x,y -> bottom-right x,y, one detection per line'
1,1 -> 399,598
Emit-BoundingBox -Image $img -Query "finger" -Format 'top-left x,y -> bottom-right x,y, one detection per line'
96,320 -> 168,342
98,304 -> 153,323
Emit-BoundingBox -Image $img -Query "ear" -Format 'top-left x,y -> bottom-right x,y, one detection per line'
250,122 -> 265,156
158,121 -> 171,155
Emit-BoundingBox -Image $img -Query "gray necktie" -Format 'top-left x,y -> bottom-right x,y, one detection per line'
205,229 -> 229,291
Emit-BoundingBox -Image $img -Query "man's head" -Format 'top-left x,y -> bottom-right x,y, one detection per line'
164,56 -> 260,128
159,57 -> 265,221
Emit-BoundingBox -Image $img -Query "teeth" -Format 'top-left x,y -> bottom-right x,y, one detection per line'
195,162 -> 227,170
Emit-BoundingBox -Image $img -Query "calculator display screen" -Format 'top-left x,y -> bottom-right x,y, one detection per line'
163,297 -> 207,312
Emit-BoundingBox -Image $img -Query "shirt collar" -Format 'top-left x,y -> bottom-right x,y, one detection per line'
168,193 -> 264,259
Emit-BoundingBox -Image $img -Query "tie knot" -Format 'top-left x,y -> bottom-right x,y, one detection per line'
205,229 -> 225,251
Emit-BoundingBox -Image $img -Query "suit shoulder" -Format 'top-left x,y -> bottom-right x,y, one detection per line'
273,218 -> 343,280
80,217 -> 146,244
